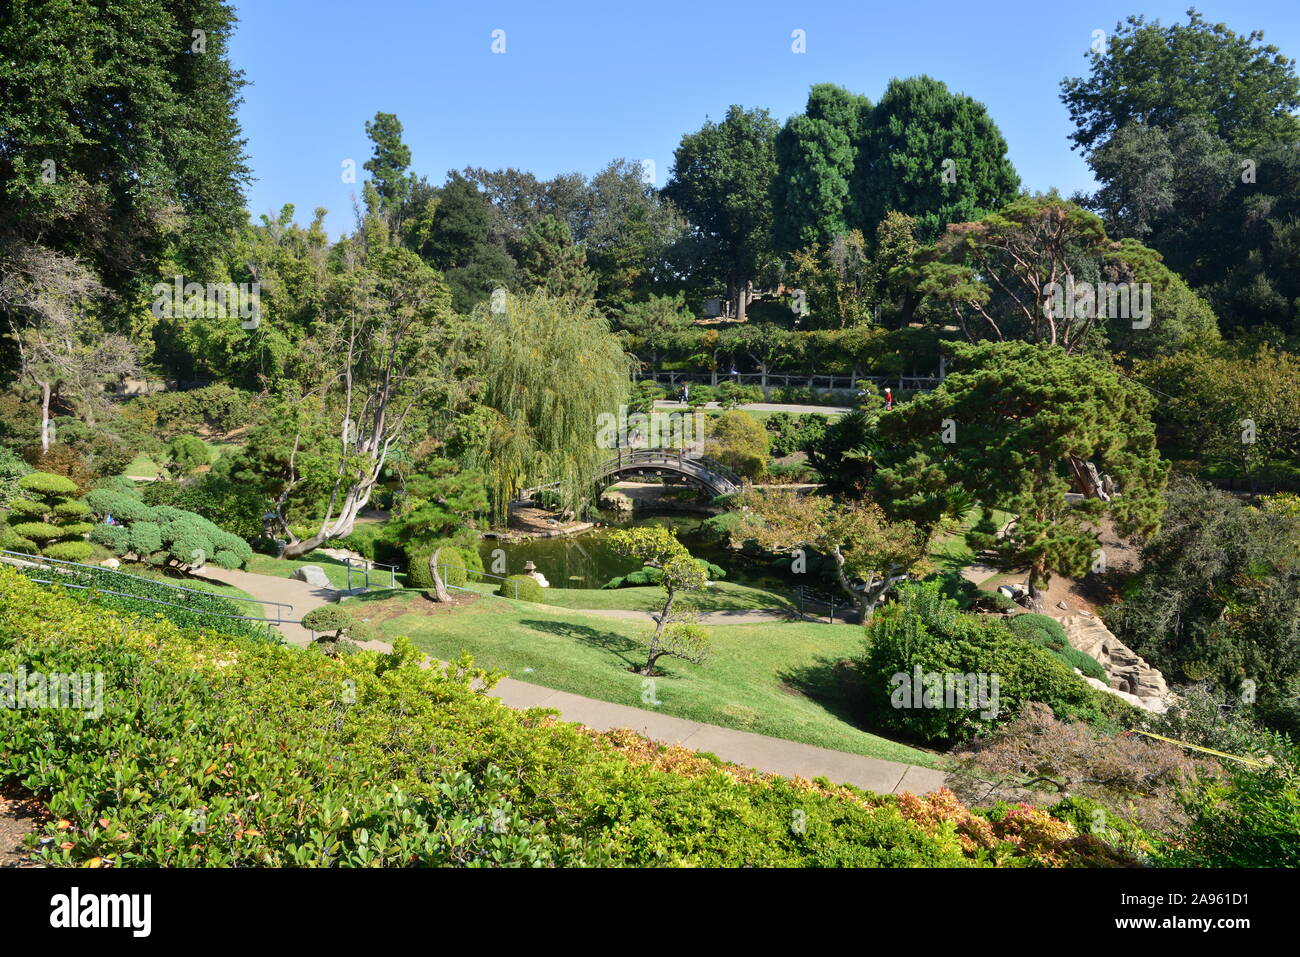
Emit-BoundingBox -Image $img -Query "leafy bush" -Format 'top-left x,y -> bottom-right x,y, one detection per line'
42,540 -> 95,562
80,493 -> 252,570
166,435 -> 211,473
0,445 -> 32,503
301,604 -> 377,652
499,574 -> 545,602
90,523 -> 131,555
1157,758 -> 1300,867
406,541 -> 474,590
1007,613 -> 1108,681
860,582 -> 1102,744
143,475 -> 266,541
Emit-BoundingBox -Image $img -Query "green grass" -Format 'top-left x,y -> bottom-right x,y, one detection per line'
245,551 -> 407,590
341,588 -> 939,768
928,507 -> 1016,573
122,452 -> 161,477
122,437 -> 240,478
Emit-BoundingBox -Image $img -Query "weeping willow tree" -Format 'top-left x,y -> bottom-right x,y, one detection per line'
474,290 -> 632,519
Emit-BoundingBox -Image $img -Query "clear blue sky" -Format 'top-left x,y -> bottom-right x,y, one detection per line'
229,0 -> 1300,237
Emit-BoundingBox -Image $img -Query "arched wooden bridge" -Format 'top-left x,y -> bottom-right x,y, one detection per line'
521,447 -> 745,502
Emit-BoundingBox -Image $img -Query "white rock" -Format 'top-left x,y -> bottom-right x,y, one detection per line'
290,565 -> 333,588
99,558 -> 121,569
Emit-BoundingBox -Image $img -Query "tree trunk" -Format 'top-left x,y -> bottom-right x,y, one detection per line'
427,546 -> 451,602
38,379 -> 51,453
1025,557 -> 1048,612
830,546 -> 870,622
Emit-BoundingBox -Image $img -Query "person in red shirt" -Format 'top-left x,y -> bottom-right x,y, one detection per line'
884,387 -> 894,411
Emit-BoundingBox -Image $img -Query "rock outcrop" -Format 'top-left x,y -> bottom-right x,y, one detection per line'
1057,613 -> 1170,713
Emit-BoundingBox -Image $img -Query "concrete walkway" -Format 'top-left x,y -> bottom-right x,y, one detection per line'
193,564 -> 946,795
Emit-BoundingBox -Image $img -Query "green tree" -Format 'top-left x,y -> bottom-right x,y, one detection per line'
279,201 -> 464,557
1061,9 -> 1300,155
706,409 -> 769,480
0,0 -> 250,321
4,471 -> 91,560
516,216 -> 597,301
853,76 -> 1019,241
1107,478 -> 1300,734
735,488 -> 927,620
877,341 -> 1169,605
472,289 -> 631,519
607,525 -> 711,675
664,105 -> 779,321
416,172 -> 516,313
363,112 -> 414,211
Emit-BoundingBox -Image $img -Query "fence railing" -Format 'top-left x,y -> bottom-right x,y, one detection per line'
342,557 -> 398,591
435,564 -> 519,600
640,369 -> 943,395
1,549 -> 298,637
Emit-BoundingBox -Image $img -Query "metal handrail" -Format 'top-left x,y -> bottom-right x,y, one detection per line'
435,564 -> 519,600
0,549 -> 293,616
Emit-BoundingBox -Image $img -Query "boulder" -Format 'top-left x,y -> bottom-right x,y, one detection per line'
99,558 -> 121,569
1059,614 -> 1170,712
290,565 -> 333,588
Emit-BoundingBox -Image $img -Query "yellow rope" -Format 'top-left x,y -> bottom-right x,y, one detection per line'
1128,729 -> 1270,768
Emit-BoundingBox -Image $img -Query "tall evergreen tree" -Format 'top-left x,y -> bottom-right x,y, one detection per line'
853,76 -> 1019,241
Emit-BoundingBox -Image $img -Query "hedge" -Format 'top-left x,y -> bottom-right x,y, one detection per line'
0,566 -> 1128,867
499,574 -> 544,602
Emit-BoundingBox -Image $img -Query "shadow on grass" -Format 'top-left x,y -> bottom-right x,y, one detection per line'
776,655 -> 872,730
520,618 -> 644,670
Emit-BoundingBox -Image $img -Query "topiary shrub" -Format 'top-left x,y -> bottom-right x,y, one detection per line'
42,540 -> 94,562
90,524 -> 131,556
128,521 -> 163,557
499,574 -> 544,602
5,471 -> 89,558
301,604 -> 376,655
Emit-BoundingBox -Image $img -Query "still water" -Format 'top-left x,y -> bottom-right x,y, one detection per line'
476,515 -> 714,587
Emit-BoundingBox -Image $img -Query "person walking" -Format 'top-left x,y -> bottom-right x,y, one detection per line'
884,387 -> 894,411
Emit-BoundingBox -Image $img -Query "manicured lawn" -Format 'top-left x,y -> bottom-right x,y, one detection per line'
341,588 -> 940,768
245,551 -> 408,590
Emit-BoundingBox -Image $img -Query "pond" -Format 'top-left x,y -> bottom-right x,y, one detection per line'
475,513 -> 789,590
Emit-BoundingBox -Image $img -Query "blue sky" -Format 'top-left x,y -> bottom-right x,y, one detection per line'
229,0 -> 1300,237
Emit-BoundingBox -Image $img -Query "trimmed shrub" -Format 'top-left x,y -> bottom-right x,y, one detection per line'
5,471 -> 89,558
499,574 -> 545,602
90,524 -> 131,555
406,542 -> 467,590
42,540 -> 94,562
84,489 -> 154,524
128,522 -> 163,556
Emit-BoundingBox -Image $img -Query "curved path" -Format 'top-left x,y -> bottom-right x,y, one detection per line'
194,564 -> 946,795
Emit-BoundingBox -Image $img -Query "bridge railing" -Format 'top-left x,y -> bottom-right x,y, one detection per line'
596,447 -> 745,494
